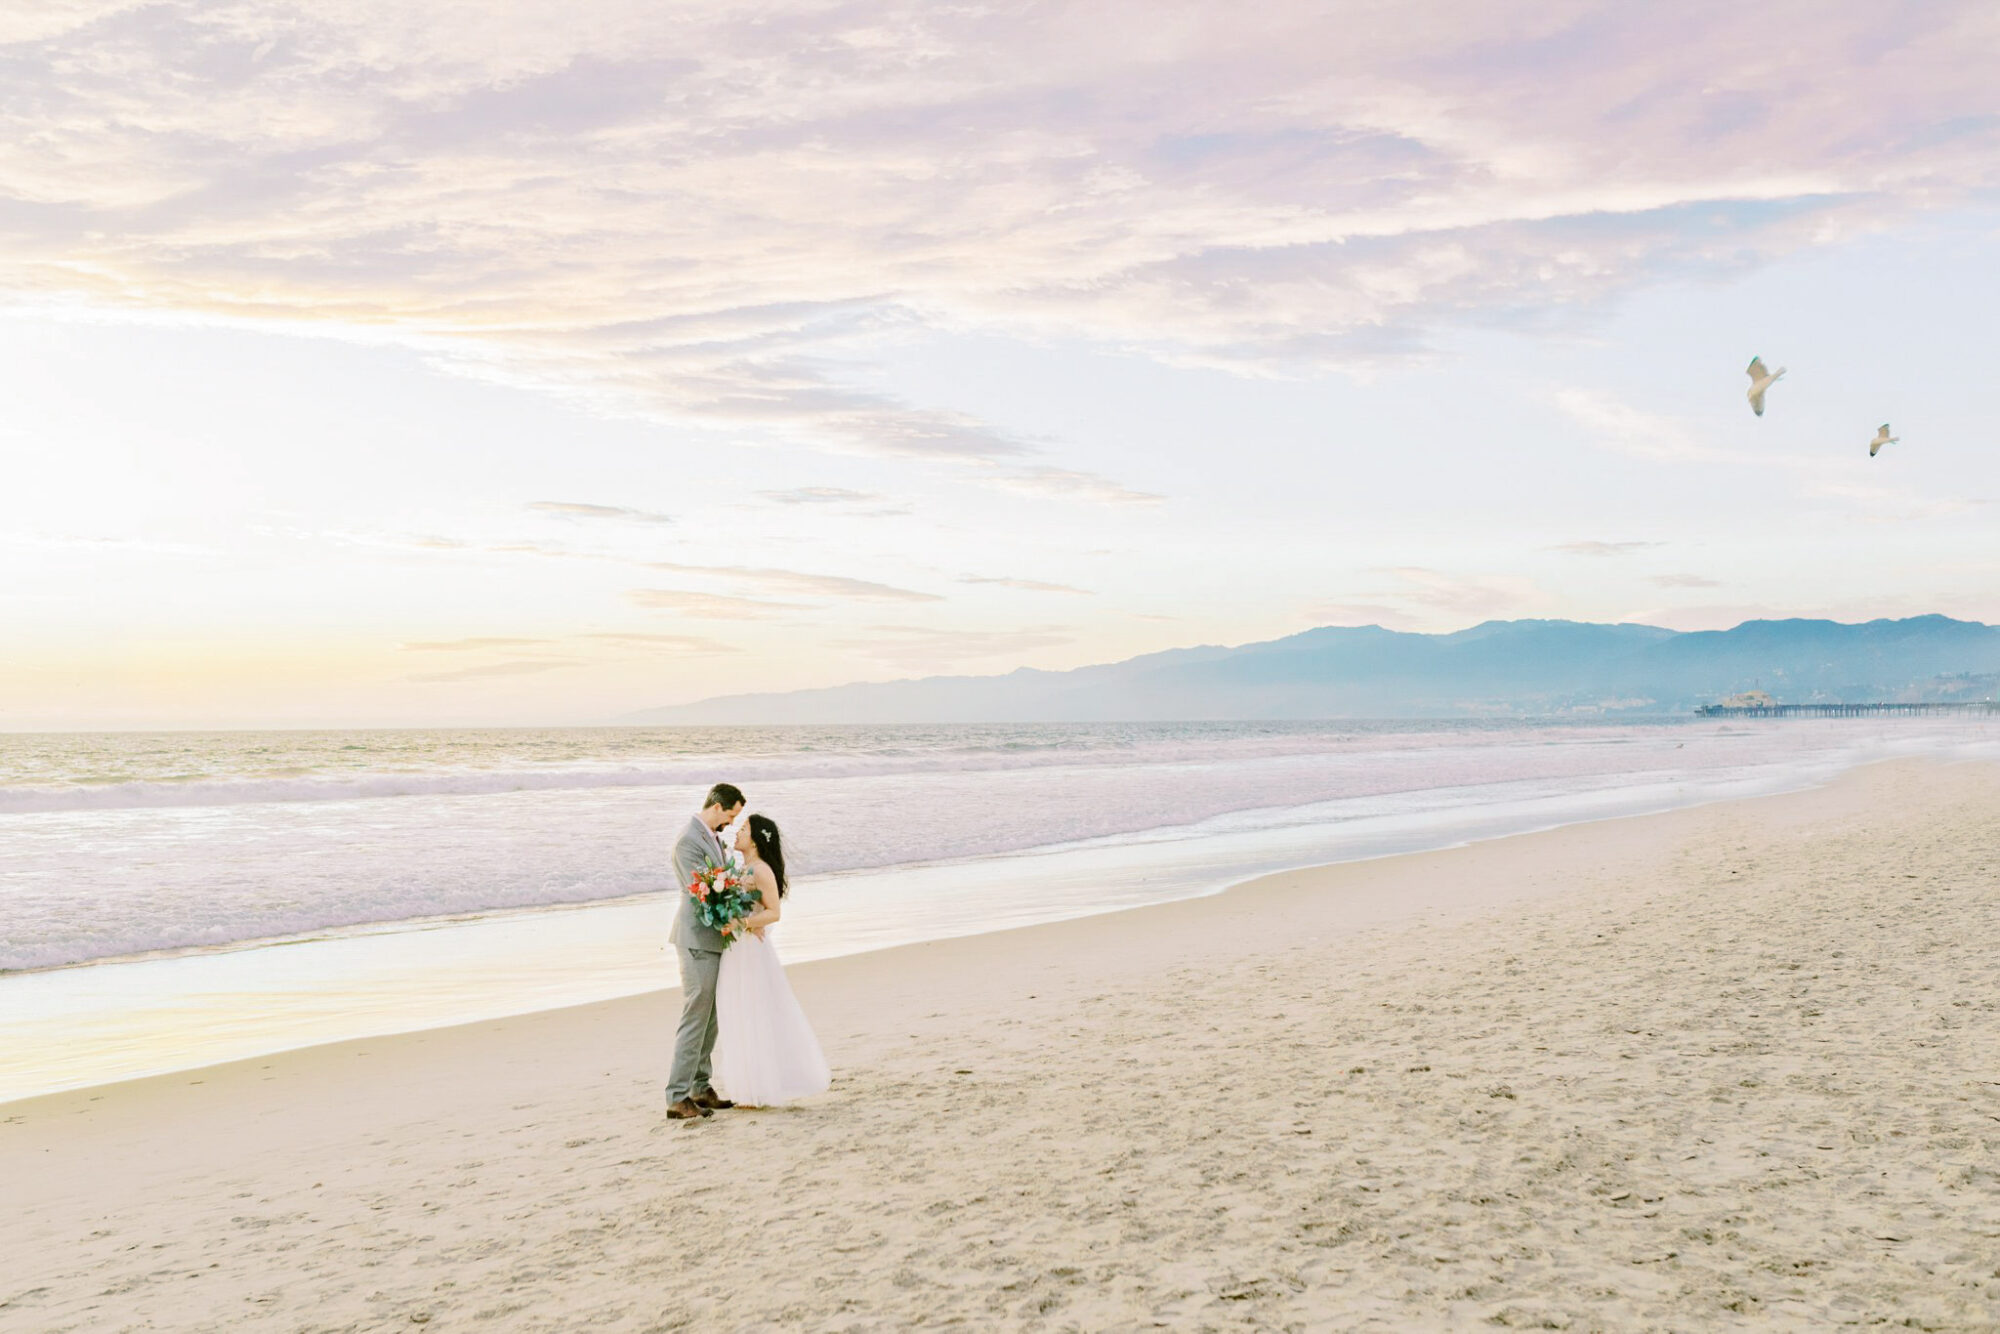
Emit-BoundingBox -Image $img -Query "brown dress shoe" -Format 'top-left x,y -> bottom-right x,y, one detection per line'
666,1097 -> 712,1120
692,1087 -> 735,1111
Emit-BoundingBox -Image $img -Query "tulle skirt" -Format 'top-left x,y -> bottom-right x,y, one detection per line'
713,933 -> 830,1107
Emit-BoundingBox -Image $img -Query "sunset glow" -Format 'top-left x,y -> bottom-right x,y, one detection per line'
5,2 -> 1998,727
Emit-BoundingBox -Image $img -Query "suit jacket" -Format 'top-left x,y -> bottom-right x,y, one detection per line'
667,815 -> 728,951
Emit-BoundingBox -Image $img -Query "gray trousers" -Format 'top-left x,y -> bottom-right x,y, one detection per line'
666,945 -> 722,1101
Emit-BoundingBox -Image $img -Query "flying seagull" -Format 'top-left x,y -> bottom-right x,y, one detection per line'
1745,356 -> 1785,417
1869,423 -> 1898,457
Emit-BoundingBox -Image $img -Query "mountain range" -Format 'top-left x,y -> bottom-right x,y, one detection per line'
624,615 -> 2000,724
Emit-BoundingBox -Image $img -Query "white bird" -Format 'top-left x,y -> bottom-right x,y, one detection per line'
1745,356 -> 1785,416
1869,423 -> 1898,457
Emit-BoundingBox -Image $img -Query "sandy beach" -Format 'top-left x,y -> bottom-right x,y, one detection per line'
5,757 -> 1997,1332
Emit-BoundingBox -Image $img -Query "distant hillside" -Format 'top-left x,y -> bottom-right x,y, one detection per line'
623,616 -> 2000,724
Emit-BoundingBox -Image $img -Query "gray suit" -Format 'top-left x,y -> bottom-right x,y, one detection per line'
666,814 -> 728,1102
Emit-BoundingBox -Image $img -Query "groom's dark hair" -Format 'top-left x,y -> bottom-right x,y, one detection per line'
704,782 -> 745,810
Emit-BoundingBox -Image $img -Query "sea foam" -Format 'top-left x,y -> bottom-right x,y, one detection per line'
2,719 -> 1988,972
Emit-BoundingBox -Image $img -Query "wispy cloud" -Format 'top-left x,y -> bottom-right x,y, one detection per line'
528,501 -> 673,524
578,632 -> 739,653
1551,540 -> 1664,557
1648,573 -> 1722,589
1550,389 -> 1727,464
407,660 -> 575,683
626,589 -> 809,619
310,532 -> 952,606
960,576 -> 1094,595
831,624 -> 1074,671
756,485 -> 910,517
646,563 -> 940,602
399,637 -> 552,651
10,3 -> 1991,490
760,487 -> 885,505
1376,566 -> 1550,620
986,467 -> 1163,506
318,529 -> 585,561
403,630 -> 741,654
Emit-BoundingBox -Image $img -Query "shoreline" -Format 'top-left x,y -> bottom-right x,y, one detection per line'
5,757 -> 1997,1329
12,715 -> 1988,978
0,757 -> 1986,1096
0,748 -> 1948,1105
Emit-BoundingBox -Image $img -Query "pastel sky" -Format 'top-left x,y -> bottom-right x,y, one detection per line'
4,1 -> 1999,729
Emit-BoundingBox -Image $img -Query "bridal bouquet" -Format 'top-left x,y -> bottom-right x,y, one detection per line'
686,855 -> 763,947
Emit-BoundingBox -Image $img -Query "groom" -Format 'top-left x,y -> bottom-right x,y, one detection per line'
665,782 -> 746,1121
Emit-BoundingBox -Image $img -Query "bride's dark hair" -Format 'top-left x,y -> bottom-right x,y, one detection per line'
747,813 -> 788,898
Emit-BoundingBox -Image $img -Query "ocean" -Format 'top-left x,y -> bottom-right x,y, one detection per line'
3,717 -> 1994,1100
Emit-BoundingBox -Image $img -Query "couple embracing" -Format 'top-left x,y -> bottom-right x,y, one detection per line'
664,783 -> 830,1121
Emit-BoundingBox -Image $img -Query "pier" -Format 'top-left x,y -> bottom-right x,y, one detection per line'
1694,701 -> 1999,718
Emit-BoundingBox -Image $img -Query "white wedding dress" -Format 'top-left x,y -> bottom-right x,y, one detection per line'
713,930 -> 830,1106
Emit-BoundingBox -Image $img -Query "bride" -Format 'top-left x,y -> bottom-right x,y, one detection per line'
712,814 -> 831,1107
